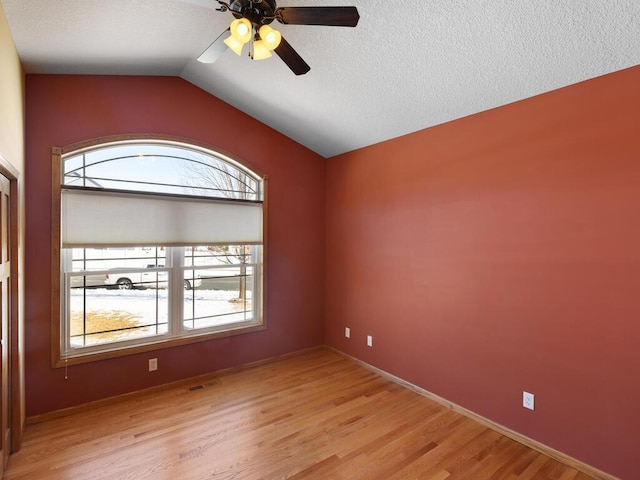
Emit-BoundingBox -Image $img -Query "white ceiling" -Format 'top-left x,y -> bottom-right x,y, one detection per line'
2,0 -> 640,158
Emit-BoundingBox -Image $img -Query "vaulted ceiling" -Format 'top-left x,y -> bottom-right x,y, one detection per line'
3,0 -> 639,157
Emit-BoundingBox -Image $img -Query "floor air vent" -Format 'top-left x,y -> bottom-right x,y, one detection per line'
188,380 -> 217,392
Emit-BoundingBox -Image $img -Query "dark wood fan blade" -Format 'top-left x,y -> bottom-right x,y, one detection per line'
197,29 -> 229,63
276,6 -> 360,27
274,36 -> 311,75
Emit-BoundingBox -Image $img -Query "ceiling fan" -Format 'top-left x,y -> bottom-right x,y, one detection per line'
197,0 -> 360,75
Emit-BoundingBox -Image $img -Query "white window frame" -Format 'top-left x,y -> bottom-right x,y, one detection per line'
51,137 -> 267,367
61,245 -> 262,357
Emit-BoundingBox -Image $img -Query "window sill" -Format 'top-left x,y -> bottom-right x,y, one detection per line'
53,322 -> 267,368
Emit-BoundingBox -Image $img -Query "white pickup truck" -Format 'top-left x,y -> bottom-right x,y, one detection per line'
104,264 -> 201,290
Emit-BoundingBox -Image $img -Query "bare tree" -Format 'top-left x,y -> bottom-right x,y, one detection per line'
182,155 -> 256,200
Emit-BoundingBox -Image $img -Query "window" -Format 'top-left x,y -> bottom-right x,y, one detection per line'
52,138 -> 265,364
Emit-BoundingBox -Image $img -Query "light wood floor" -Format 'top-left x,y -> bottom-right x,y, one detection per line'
6,348 -> 597,480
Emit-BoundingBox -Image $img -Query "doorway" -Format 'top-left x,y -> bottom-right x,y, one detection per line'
0,172 -> 11,473
0,153 -> 21,474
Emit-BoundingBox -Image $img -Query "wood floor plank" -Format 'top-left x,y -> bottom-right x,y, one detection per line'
5,349 -> 600,480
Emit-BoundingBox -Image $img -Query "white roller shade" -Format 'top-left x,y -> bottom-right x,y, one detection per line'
62,188 -> 263,247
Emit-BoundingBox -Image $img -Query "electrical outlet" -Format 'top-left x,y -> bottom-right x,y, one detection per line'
366,335 -> 373,347
345,327 -> 351,338
523,391 -> 534,410
149,358 -> 158,372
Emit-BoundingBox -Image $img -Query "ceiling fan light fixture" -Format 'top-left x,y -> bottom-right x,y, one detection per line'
224,35 -> 246,56
224,18 -> 252,56
252,39 -> 272,60
258,25 -> 282,50
229,18 -> 252,43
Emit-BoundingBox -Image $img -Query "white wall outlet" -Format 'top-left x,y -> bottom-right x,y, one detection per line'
345,327 -> 351,338
149,358 -> 158,372
523,391 -> 534,410
366,335 -> 373,347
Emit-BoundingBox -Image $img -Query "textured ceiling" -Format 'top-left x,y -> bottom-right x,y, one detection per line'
2,0 -> 640,157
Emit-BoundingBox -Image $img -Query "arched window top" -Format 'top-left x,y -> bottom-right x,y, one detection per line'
63,140 -> 262,201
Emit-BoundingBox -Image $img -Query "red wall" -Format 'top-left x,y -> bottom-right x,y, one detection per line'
325,65 -> 640,479
25,75 -> 325,416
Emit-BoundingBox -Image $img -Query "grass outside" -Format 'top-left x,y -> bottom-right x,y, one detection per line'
70,310 -> 143,343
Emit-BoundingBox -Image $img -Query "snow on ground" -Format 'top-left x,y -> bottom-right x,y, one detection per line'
69,287 -> 253,347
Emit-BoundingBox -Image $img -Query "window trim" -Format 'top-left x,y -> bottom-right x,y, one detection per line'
51,135 -> 269,368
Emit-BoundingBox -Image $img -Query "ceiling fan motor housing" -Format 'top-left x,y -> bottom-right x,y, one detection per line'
230,0 -> 276,26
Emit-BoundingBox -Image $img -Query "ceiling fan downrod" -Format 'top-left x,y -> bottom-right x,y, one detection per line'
216,0 -> 277,24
